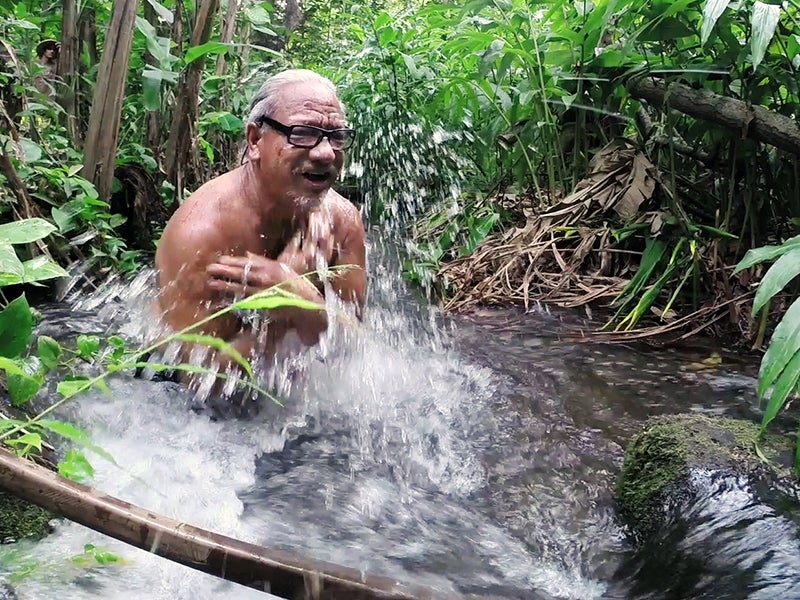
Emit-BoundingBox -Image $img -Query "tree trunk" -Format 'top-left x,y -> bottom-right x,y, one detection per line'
82,0 -> 140,201
163,0 -> 220,196
143,0 -> 162,157
627,77 -> 800,156
58,0 -> 80,143
214,0 -> 238,77
0,447 -> 444,600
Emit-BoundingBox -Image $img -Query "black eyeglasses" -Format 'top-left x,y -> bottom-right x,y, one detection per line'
258,116 -> 356,151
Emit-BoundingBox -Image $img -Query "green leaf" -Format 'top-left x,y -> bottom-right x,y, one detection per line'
760,347 -> 800,432
0,295 -> 33,358
171,333 -> 253,378
142,70 -> 162,111
202,111 -> 244,133
0,218 -> 57,245
76,335 -> 100,360
57,378 -> 93,399
37,336 -> 62,371
752,247 -> 800,316
0,243 -> 24,278
184,42 -> 229,65
6,432 -> 42,453
6,356 -> 44,406
758,296 -> 800,398
18,138 -> 42,162
733,235 -> 800,273
751,1 -> 781,69
36,419 -> 115,465
21,256 -> 69,284
232,294 -> 325,312
700,0 -> 731,45
58,449 -> 95,482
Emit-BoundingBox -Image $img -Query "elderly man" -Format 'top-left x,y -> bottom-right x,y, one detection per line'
155,69 -> 366,375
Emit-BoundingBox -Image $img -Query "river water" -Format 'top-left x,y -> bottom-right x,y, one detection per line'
0,235 -> 797,599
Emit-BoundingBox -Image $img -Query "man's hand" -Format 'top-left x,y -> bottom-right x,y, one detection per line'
277,210 -> 335,276
206,252 -> 291,299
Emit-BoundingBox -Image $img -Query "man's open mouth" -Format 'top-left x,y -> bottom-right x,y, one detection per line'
303,172 -> 329,184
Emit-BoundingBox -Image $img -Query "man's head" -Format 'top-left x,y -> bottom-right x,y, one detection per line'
36,40 -> 59,61
245,70 -> 353,210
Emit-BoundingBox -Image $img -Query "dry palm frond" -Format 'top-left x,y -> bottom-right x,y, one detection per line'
437,139 -> 746,343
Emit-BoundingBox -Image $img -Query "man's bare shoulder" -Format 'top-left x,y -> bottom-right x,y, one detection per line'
156,170 -> 245,272
325,190 -> 364,237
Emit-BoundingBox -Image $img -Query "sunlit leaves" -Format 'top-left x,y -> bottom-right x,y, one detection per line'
58,449 -> 95,482
751,1 -> 781,69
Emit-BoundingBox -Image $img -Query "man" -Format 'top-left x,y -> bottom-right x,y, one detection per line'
34,40 -> 59,97
155,69 -> 366,378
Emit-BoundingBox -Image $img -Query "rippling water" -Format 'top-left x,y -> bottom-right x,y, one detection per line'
0,235 -> 797,600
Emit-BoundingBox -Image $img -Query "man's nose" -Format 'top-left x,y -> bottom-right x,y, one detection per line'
309,137 -> 336,162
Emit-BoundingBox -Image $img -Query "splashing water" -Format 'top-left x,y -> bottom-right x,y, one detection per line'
0,233 -> 610,600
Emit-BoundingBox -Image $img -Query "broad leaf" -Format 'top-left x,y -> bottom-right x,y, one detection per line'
0,218 -> 57,245
0,243 -> 24,278
6,356 -> 44,406
758,296 -> 800,398
700,0 -> 732,45
752,247 -> 800,316
22,256 -> 69,284
37,335 -> 62,371
58,449 -> 95,482
751,1 -> 781,69
734,234 -> 800,273
0,295 -> 33,358
17,138 -> 42,162
760,347 -> 800,432
184,42 -> 229,65
57,378 -> 93,399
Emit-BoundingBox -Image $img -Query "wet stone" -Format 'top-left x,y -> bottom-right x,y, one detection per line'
612,414 -> 800,598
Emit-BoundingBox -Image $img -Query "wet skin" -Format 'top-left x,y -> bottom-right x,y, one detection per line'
154,80 -> 366,369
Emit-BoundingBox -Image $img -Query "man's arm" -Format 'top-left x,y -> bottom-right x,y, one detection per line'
330,202 -> 367,319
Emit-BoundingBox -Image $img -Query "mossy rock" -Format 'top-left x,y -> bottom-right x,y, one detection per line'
0,490 -> 54,543
615,413 -> 794,542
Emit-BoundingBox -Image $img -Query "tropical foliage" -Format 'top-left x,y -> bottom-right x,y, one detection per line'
0,0 -> 799,467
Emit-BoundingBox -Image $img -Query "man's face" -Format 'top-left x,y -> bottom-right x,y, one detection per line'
253,81 -> 346,206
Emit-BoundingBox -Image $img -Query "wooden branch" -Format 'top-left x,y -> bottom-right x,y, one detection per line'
627,77 -> 800,156
0,448 -> 452,599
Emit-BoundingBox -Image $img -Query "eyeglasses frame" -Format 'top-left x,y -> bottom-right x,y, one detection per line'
257,116 -> 356,151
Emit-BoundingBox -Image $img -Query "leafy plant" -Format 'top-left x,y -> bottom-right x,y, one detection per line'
734,235 -> 800,469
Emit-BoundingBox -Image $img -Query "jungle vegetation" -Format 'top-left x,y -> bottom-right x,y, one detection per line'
0,0 -> 799,472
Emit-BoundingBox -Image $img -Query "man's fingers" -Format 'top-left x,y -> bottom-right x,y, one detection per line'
206,262 -> 244,281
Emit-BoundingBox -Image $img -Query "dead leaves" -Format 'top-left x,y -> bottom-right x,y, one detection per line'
435,139 -> 743,343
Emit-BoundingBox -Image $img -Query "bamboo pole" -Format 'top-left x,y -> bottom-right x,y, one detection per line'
0,448 -> 451,599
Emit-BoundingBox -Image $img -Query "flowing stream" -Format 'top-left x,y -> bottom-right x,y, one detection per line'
1,235 -> 798,599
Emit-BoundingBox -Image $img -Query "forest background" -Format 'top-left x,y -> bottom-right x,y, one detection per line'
1,0 -> 800,468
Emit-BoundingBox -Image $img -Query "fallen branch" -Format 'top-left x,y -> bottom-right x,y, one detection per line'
628,77 -> 800,155
0,448 -> 453,600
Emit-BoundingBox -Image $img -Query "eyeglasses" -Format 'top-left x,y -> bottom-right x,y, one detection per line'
258,116 -> 356,151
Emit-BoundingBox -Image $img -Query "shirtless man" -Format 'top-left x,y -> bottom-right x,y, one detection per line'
154,69 -> 366,374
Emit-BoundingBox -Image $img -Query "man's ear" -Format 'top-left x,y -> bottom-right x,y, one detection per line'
246,123 -> 262,161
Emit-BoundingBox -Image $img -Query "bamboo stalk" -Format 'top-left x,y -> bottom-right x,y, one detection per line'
0,448 -> 451,600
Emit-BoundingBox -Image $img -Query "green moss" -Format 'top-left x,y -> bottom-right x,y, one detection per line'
615,414 -> 793,540
0,492 -> 53,543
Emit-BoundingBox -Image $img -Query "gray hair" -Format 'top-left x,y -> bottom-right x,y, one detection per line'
246,69 -> 341,126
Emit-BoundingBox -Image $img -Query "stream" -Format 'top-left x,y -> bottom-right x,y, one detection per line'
0,234 -> 798,599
